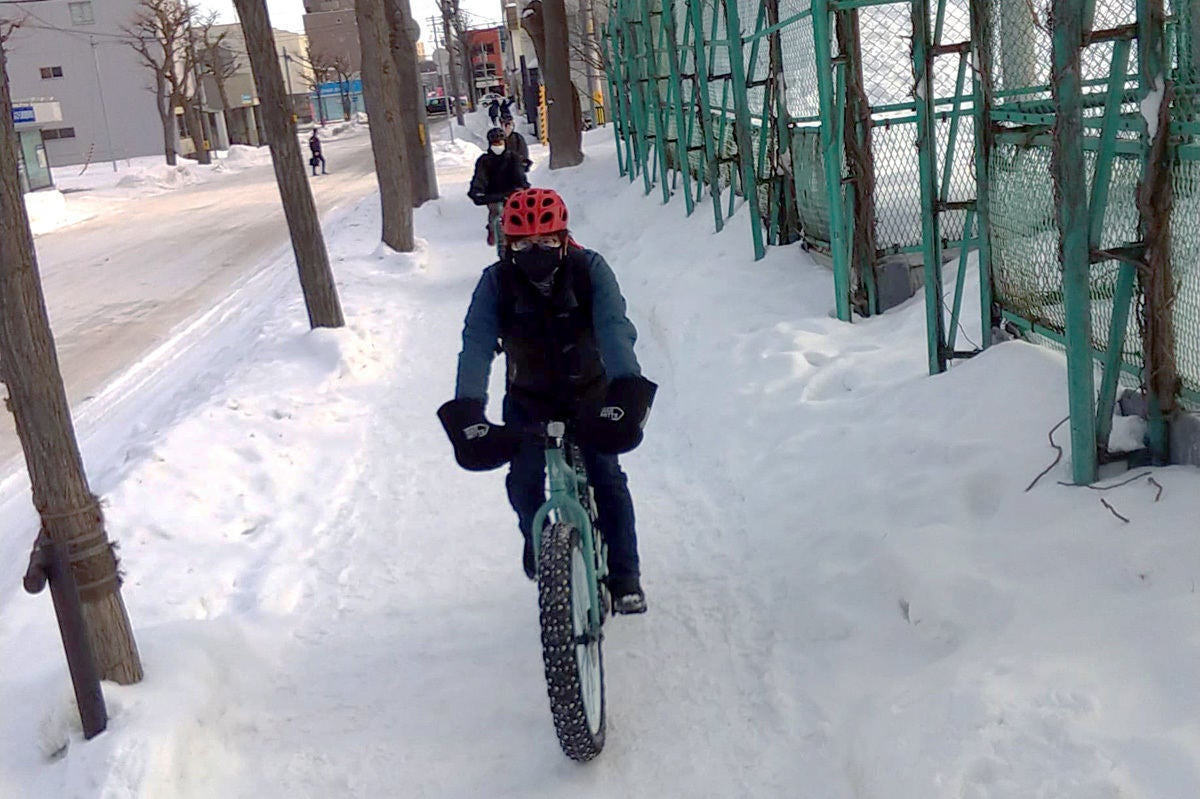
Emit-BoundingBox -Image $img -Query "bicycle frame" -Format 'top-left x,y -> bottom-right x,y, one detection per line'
488,203 -> 506,261
530,422 -> 606,630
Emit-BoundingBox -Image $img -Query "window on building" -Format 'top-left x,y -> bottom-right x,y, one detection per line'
482,43 -> 495,54
68,1 -> 95,25
40,66 -> 64,80
42,127 -> 76,141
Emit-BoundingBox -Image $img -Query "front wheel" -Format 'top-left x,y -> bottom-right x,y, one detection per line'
538,522 -> 606,760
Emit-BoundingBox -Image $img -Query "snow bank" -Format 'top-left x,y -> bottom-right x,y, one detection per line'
1,125 -> 1198,799
433,138 -> 483,171
23,189 -> 93,235
116,163 -> 204,191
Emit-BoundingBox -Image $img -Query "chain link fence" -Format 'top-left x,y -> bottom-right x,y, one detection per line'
606,0 -> 1200,467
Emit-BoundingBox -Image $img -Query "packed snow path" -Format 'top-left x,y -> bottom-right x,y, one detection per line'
1,125 -> 1198,798
0,126 -> 382,468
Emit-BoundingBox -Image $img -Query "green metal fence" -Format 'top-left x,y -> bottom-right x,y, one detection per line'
605,0 -> 1200,483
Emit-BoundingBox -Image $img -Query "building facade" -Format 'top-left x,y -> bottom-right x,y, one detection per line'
465,27 -> 505,99
303,0 -> 362,74
3,0 -> 162,166
204,24 -> 313,144
499,0 -> 607,125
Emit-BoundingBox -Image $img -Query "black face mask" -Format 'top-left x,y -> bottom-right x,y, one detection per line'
513,246 -> 563,284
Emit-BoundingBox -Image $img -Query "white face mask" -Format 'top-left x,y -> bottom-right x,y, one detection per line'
490,144 -> 505,155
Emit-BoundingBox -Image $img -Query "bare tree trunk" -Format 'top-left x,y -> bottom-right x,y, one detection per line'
523,0 -> 583,167
233,0 -> 345,328
386,0 -> 438,205
358,0 -> 415,250
155,72 -> 177,165
0,40 -> 143,686
541,0 -> 583,167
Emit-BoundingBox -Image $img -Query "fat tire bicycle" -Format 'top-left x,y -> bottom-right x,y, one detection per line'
526,420 -> 609,761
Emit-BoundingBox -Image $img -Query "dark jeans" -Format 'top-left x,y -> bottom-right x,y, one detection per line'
503,395 -> 640,581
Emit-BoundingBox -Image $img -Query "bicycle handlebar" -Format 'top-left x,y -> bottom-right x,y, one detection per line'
513,420 -> 573,441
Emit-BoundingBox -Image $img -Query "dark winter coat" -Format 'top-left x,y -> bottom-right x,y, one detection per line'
455,246 -> 641,418
505,130 -> 531,172
309,136 -> 322,156
467,150 -> 529,206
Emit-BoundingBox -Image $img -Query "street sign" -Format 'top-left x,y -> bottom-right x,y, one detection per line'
241,94 -> 252,104
12,105 -> 34,124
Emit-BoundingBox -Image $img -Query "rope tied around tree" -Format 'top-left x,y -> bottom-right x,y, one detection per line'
37,496 -> 124,602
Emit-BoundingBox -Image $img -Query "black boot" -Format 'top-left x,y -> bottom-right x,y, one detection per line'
522,535 -> 536,580
607,575 -> 646,614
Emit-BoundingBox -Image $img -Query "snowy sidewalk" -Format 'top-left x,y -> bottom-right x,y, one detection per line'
1,129 -> 1199,798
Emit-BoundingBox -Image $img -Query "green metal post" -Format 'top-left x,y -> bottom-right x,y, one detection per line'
939,53 -> 969,206
604,14 -> 624,176
948,210 -> 976,351
663,0 -> 696,215
723,0 -> 767,259
1087,39 -> 1130,247
1094,262 -> 1137,453
812,0 -> 852,320
1052,0 -> 1099,484
689,0 -> 726,231
1087,40 -> 1133,454
913,0 -> 947,373
612,5 -> 640,182
626,1 -> 655,196
642,0 -> 673,204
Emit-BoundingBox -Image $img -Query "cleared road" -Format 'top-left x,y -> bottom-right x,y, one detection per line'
0,128 -> 385,468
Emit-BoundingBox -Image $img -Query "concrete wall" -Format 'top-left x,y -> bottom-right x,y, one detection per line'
4,0 -> 162,166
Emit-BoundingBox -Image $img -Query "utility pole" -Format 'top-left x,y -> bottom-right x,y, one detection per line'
427,20 -> 456,143
431,55 -> 455,142
281,46 -> 295,120
89,37 -> 118,172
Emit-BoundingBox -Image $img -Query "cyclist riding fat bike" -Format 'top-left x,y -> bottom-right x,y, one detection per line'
438,188 -> 657,614
468,127 -> 529,247
500,113 -> 532,174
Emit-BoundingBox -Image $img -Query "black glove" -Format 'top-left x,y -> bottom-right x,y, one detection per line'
578,376 -> 658,455
437,398 -> 520,471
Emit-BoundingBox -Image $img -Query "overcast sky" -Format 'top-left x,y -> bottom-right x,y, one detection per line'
194,0 -> 506,50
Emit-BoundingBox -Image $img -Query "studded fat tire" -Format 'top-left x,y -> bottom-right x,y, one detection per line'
538,522 -> 606,761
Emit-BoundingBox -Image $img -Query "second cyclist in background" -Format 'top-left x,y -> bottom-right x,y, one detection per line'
469,127 -> 529,250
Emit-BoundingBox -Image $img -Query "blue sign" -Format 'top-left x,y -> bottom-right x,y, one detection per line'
12,105 -> 34,124
315,79 -> 363,97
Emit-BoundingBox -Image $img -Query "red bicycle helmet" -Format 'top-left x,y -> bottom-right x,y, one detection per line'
502,188 -> 569,238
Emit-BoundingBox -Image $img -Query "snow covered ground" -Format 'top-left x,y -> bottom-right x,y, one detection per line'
1,118 -> 1199,798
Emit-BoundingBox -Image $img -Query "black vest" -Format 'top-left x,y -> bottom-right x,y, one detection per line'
497,248 -> 606,418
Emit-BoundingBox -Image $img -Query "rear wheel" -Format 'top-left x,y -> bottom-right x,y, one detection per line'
537,521 -> 606,760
